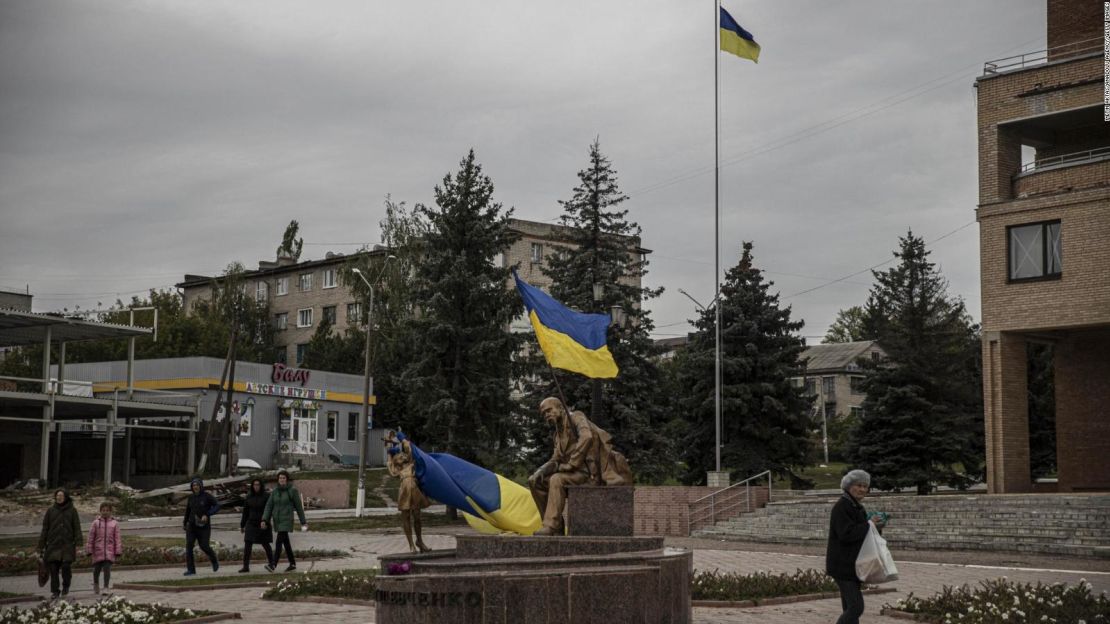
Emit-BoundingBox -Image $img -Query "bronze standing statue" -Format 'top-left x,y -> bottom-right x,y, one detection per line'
385,433 -> 431,553
527,397 -> 634,536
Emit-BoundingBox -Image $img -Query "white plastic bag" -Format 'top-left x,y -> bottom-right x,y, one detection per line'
855,522 -> 899,583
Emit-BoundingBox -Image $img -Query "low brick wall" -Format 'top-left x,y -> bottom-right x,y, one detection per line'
282,478 -> 348,509
632,486 -> 771,537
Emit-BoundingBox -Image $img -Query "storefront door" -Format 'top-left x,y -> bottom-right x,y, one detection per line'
290,412 -> 317,455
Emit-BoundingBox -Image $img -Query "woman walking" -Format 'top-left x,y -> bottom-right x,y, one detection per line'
182,477 -> 220,576
826,469 -> 882,624
262,470 -> 307,572
38,489 -> 82,600
85,502 -> 122,594
239,478 -> 274,573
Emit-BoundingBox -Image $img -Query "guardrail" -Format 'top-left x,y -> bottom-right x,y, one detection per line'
983,37 -> 1101,75
1018,145 -> 1110,176
688,470 -> 772,535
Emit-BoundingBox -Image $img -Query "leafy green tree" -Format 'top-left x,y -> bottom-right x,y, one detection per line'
523,139 -> 675,483
823,306 -> 872,343
677,242 -> 812,485
847,232 -> 983,494
277,220 -> 304,262
400,150 -> 523,470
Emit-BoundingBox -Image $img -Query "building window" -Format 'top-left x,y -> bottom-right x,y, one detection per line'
274,347 -> 287,364
299,272 -> 313,292
822,376 -> 836,399
274,313 -> 288,331
347,412 -> 358,442
297,308 -> 313,328
804,378 -> 817,396
323,305 -> 337,325
346,302 -> 362,324
530,243 -> 543,263
276,277 -> 289,296
1008,221 -> 1061,281
492,252 -> 505,267
322,268 -> 337,289
850,406 -> 864,419
296,343 -> 308,365
326,411 -> 338,441
256,281 -> 268,301
849,376 -> 865,395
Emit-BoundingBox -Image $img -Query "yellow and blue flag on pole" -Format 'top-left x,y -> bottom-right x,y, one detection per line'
720,7 -> 760,63
406,438 -> 542,535
513,270 -> 618,379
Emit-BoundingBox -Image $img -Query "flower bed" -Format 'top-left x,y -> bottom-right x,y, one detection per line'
0,595 -> 221,623
0,546 -> 349,576
882,578 -> 1110,623
691,568 -> 842,602
262,569 -> 378,602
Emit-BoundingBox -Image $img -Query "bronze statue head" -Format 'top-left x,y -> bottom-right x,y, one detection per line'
539,397 -> 566,427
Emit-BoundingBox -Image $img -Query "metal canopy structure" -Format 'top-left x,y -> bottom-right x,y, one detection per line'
0,308 -> 151,348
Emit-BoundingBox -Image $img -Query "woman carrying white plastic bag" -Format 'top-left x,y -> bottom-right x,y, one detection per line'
826,470 -> 883,624
856,521 -> 899,583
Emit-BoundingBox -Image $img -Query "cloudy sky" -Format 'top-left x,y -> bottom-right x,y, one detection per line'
0,0 -> 1044,341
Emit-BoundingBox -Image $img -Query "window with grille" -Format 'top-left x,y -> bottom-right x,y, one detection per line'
1008,221 -> 1061,281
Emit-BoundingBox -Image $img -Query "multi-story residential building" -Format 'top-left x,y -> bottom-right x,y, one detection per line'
179,218 -> 648,365
793,341 -> 885,421
976,0 -> 1107,493
0,289 -> 32,312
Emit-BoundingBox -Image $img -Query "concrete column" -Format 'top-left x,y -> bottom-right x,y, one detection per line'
51,422 -> 62,487
103,394 -> 117,490
38,327 -> 52,483
187,410 -> 198,476
126,337 -> 135,400
122,418 -> 132,485
983,331 -> 1031,493
1054,329 -> 1110,491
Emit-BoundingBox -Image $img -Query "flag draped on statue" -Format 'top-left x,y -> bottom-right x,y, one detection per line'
719,6 -> 760,63
407,439 -> 542,535
513,270 -> 618,379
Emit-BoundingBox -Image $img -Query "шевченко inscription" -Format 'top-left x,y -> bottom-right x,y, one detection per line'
375,590 -> 482,608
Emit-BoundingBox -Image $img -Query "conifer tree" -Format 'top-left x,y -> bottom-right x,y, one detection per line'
847,232 -> 983,494
400,150 -> 523,470
676,242 -> 812,484
526,140 -> 675,483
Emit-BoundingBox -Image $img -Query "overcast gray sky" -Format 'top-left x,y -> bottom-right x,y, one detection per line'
0,0 -> 1044,341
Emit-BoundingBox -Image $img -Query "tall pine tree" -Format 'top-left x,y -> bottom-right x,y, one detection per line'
400,150 -> 523,470
847,232 -> 983,494
677,242 -> 812,485
526,140 -> 675,483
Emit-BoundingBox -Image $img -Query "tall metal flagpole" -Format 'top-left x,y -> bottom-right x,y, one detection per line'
713,0 -> 722,474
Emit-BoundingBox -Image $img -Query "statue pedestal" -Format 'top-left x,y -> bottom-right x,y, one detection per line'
566,485 -> 634,536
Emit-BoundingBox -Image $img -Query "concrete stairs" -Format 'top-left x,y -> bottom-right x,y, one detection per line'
692,493 -> 1110,558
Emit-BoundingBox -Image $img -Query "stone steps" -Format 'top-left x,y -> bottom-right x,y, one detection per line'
692,493 -> 1110,558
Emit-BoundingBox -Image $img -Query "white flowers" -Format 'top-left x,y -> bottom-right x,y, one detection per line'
0,595 -> 204,624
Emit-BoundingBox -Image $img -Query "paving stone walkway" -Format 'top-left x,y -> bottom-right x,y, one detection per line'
1,529 -> 1107,623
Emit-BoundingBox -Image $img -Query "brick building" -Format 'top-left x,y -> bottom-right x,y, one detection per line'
179,218 -> 647,364
794,341 -> 885,421
976,0 -> 1107,493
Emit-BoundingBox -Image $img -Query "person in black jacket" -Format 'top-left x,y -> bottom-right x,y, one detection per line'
826,469 -> 881,624
239,478 -> 274,573
39,489 -> 82,599
182,477 -> 220,576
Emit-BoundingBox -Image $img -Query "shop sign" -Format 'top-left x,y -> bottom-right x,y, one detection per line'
272,363 -> 311,386
244,381 -> 327,400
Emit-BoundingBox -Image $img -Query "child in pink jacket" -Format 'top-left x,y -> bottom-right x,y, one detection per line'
85,502 -> 122,594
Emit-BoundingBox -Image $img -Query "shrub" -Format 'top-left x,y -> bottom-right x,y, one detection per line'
887,578 -> 1110,624
691,568 -> 840,601
262,569 -> 378,601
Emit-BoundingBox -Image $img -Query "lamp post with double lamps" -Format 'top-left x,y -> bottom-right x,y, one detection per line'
350,255 -> 394,517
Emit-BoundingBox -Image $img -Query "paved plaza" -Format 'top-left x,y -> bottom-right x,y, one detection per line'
1,527 -> 1107,623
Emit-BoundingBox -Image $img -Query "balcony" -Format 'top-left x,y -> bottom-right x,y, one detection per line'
1014,148 -> 1110,199
983,37 -> 1101,75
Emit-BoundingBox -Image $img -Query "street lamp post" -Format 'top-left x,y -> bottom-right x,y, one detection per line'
351,256 -> 394,518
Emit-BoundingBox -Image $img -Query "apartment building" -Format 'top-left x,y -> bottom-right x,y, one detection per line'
179,218 -> 648,365
976,0 -> 1108,493
794,341 -> 885,421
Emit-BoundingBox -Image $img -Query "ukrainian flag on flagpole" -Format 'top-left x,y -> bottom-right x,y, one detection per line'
406,438 -> 542,535
513,270 -> 619,379
720,6 -> 760,63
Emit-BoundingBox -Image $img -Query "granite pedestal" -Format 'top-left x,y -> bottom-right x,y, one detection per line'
376,535 -> 692,624
566,485 -> 635,536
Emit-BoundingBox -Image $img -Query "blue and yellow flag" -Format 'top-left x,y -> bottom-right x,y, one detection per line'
513,271 -> 618,379
408,441 -> 542,535
720,7 -> 760,63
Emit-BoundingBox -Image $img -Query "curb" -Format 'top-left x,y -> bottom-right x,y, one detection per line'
177,614 -> 242,623
0,555 -> 346,578
879,607 -> 934,621
693,586 -> 897,609
115,581 -> 272,593
263,594 -> 376,607
0,595 -> 38,605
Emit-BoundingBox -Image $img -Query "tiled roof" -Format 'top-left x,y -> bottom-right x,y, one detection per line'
801,340 -> 880,373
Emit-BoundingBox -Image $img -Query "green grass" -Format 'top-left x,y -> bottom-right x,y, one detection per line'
770,462 -> 850,490
294,468 -> 396,507
129,570 -> 319,588
0,535 -> 182,555
0,590 -> 30,598
309,512 -> 468,533
263,569 -> 378,602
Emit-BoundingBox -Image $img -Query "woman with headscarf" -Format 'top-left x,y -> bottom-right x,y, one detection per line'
38,489 -> 82,599
239,478 -> 274,573
826,469 -> 882,624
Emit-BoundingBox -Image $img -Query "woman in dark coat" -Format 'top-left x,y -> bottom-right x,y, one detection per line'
38,489 -> 82,599
239,478 -> 274,572
825,469 -> 881,624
